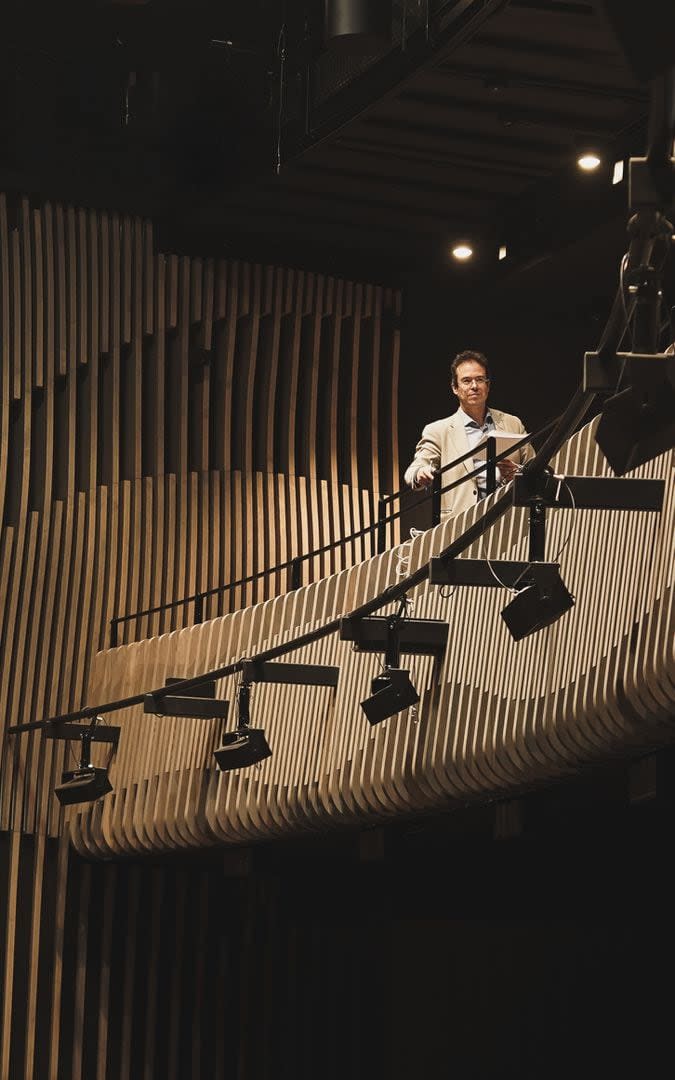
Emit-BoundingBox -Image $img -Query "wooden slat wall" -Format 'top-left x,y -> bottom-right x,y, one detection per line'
0,192 -> 401,837
0,829 -> 245,1080
62,422 -> 673,857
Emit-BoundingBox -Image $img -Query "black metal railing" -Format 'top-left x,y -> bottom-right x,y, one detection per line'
109,420 -> 557,647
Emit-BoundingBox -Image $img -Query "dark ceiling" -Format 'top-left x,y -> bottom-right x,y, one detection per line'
0,0 -> 652,276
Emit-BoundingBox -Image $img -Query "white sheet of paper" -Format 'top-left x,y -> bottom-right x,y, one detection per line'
474,432 -> 527,461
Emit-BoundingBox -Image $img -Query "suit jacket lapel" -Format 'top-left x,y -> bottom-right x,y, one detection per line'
448,411 -> 473,475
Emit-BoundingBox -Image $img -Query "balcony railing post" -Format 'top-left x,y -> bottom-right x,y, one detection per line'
486,435 -> 497,496
431,471 -> 441,526
110,619 -> 118,648
290,557 -> 302,591
194,593 -> 205,624
528,501 -> 547,562
377,495 -> 387,553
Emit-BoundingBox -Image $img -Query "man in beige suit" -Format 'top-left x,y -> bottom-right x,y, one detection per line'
404,349 -> 533,519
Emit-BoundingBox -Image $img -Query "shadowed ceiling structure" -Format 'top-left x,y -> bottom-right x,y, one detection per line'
0,0 -> 649,271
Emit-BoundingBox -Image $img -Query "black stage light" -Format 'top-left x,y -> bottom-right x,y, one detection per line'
55,767 -> 112,806
47,718 -> 119,806
501,564 -> 574,642
595,374 -> 675,475
213,726 -> 272,771
213,682 -> 271,772
360,667 -> 419,726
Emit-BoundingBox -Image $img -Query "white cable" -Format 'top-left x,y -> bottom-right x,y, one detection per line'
479,526 -> 520,594
394,527 -> 424,579
551,475 -> 576,561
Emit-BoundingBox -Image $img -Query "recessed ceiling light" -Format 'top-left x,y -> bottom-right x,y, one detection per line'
577,152 -> 602,172
451,243 -> 473,261
498,244 -> 507,261
612,159 -> 625,185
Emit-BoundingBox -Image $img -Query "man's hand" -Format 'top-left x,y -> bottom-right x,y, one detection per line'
414,465 -> 437,488
498,458 -> 518,483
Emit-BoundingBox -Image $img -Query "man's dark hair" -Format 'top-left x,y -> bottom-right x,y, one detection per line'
451,350 -> 490,387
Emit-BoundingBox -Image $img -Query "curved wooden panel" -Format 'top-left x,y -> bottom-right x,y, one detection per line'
0,192 -> 402,837
68,421 -> 673,857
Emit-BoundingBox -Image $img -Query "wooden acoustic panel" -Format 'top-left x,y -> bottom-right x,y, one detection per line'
67,422 -> 673,856
0,192 -> 401,837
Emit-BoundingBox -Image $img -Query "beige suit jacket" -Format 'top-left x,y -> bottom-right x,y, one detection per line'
404,407 -> 534,519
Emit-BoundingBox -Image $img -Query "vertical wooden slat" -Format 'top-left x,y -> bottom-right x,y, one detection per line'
76,208 -> 88,369
70,862 -> 91,1080
95,863 -> 116,1080
21,200 -> 34,398
119,867 -> 141,1080
0,195 -> 10,518
54,204 -> 67,378
0,830 -> 21,1077
32,207 -> 45,389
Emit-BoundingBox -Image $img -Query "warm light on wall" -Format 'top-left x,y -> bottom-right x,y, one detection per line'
451,243 -> 473,261
612,159 -> 625,184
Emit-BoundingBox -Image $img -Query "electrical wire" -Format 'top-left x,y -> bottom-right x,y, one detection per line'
395,527 -> 425,579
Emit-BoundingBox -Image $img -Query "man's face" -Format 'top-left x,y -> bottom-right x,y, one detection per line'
452,359 -> 490,412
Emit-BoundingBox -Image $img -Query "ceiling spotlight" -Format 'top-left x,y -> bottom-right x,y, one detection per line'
612,159 -> 625,185
498,244 -> 507,261
451,243 -> 473,261
213,682 -> 271,772
577,152 -> 602,172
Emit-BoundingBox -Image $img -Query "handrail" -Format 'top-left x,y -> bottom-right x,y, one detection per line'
8,483 -> 516,733
109,419 -> 557,642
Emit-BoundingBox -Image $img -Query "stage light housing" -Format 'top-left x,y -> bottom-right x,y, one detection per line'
55,766 -> 112,806
213,726 -> 272,771
47,718 -> 119,806
501,564 -> 574,642
213,679 -> 273,771
595,375 -> 675,475
360,667 -> 419,726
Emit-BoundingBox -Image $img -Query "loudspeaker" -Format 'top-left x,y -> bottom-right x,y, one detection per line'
360,668 -> 419,725
54,767 -> 112,806
501,566 -> 574,642
595,375 -> 675,474
213,727 -> 271,771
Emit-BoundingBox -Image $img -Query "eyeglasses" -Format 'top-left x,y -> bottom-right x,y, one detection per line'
458,376 -> 489,387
